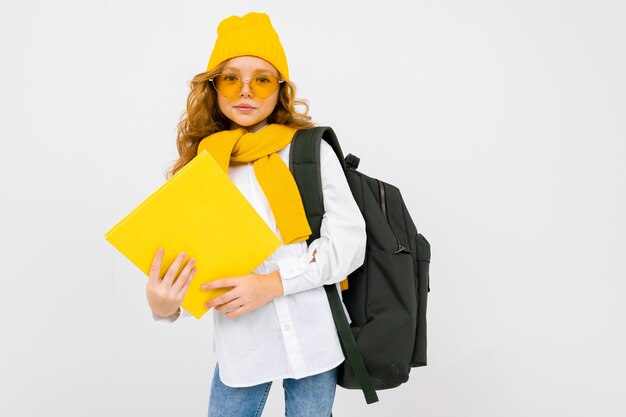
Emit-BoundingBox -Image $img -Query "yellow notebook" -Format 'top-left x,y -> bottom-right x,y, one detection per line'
104,150 -> 282,319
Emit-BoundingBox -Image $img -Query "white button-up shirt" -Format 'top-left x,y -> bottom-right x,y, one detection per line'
153,135 -> 367,387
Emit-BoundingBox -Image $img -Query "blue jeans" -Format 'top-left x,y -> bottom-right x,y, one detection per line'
208,362 -> 338,417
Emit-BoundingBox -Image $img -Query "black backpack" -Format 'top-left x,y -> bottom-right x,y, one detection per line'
289,126 -> 432,404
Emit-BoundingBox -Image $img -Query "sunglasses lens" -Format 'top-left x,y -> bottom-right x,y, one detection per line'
250,75 -> 280,99
213,74 -> 241,99
212,74 -> 280,99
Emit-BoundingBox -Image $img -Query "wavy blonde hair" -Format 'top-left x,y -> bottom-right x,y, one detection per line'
165,61 -> 316,179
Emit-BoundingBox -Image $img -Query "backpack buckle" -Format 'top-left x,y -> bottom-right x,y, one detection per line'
345,153 -> 360,169
394,244 -> 411,254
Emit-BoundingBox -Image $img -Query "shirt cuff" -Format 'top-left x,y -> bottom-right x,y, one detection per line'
275,248 -> 316,280
151,306 -> 191,323
279,260 -> 323,296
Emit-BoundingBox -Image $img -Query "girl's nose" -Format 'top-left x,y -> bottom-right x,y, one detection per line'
240,81 -> 252,97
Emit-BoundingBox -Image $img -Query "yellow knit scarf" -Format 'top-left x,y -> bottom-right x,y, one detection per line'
197,123 -> 312,245
197,123 -> 349,290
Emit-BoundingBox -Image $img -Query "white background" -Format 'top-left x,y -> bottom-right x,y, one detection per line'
1,1 -> 625,416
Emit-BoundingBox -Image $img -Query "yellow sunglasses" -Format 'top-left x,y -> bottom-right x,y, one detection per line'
209,73 -> 284,100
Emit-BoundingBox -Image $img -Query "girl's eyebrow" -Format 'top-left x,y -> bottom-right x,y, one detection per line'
222,67 -> 278,75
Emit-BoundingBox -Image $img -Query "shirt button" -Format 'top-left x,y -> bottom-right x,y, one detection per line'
283,323 -> 292,331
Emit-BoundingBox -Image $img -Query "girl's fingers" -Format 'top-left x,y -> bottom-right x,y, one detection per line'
178,267 -> 196,298
224,304 -> 251,319
148,247 -> 164,284
214,296 -> 243,312
202,277 -> 237,291
161,251 -> 187,287
172,259 -> 195,292
205,287 -> 240,310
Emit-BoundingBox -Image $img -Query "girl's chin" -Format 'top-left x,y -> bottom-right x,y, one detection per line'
230,115 -> 254,122
230,118 -> 269,131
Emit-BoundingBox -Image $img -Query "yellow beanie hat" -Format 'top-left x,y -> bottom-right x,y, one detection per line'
206,12 -> 289,81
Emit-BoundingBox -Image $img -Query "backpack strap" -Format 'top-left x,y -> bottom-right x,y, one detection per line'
289,126 -> 345,245
290,126 -> 379,404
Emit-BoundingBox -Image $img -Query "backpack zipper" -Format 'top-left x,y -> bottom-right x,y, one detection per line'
378,180 -> 409,254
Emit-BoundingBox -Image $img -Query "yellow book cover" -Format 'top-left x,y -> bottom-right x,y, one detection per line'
104,150 -> 282,319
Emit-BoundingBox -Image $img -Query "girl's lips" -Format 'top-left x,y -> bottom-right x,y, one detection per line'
234,105 -> 255,112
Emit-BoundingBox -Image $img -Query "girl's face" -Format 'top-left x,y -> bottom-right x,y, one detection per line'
215,56 -> 281,133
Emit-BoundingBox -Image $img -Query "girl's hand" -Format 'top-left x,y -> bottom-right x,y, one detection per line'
202,271 -> 284,318
146,248 -> 197,317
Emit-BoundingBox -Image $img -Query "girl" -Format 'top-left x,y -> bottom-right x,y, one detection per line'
146,12 -> 366,417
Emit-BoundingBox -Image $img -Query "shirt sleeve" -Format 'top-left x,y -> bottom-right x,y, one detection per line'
151,305 -> 192,323
278,139 -> 367,296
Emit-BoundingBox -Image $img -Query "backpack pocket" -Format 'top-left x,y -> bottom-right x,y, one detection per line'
360,248 -> 416,388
